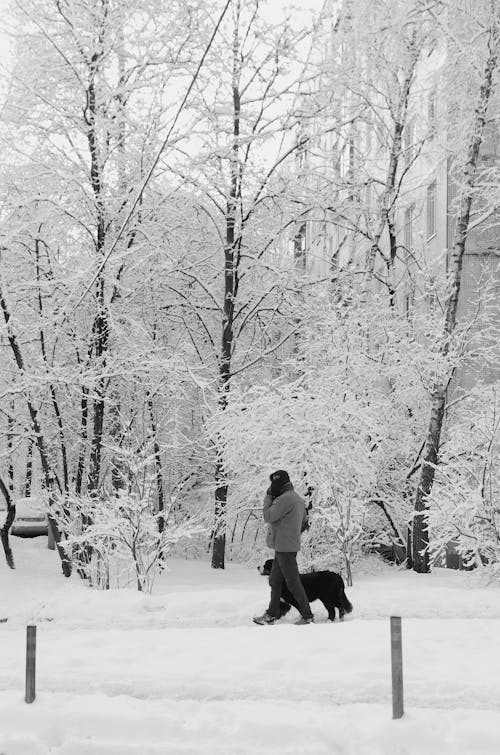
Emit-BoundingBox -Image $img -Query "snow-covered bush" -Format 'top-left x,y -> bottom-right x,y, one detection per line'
53,490 -> 204,592
427,384 -> 500,570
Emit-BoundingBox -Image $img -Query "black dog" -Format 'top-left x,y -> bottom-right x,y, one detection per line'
258,558 -> 353,621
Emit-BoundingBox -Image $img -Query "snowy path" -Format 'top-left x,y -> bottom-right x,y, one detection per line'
1,618 -> 500,755
1,620 -> 499,710
1,540 -> 500,754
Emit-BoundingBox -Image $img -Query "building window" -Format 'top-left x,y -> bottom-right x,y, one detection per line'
296,132 -> 308,171
426,181 -> 436,239
403,118 -> 415,165
428,87 -> 437,139
365,182 -> 372,212
294,222 -> 307,269
479,121 -> 499,166
404,204 -> 414,251
425,275 -> 438,313
375,121 -> 387,150
332,151 -> 342,180
426,32 -> 438,57
365,115 -> 372,153
405,274 -> 415,320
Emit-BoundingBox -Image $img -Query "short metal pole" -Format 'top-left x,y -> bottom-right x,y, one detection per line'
25,625 -> 36,704
390,616 -> 404,719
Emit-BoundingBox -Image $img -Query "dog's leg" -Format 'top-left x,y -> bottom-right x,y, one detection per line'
322,601 -> 336,621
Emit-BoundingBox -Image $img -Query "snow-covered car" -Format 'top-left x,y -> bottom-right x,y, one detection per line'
0,497 -> 48,537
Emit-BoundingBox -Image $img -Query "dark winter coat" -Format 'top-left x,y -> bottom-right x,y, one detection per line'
263,482 -> 308,552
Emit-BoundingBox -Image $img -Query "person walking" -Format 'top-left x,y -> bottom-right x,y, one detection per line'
253,469 -> 314,625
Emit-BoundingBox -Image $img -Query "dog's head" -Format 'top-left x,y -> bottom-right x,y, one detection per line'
257,558 -> 274,576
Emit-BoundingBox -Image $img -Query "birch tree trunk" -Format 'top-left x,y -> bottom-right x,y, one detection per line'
412,21 -> 499,572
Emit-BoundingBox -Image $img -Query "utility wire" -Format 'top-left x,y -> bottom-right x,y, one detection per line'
69,0 -> 232,315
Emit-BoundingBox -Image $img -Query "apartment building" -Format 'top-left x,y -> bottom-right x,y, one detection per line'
293,2 -> 500,395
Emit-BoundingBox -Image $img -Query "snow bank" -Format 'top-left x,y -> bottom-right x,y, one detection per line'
1,538 -> 499,754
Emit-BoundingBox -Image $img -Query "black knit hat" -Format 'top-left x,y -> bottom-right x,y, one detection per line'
269,470 -> 290,498
269,469 -> 290,485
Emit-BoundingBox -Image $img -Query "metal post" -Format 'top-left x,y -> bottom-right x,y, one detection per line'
47,515 -> 55,550
25,625 -> 36,704
390,616 -> 404,719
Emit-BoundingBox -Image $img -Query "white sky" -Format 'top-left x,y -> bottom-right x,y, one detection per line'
0,0 -> 12,72
0,0 -> 326,64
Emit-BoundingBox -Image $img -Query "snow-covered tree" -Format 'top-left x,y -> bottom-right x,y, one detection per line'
0,0 -> 213,574
162,0 -> 318,568
411,0 -> 500,572
208,282 -> 433,579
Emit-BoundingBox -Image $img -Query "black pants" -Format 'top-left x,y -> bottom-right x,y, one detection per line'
267,551 -> 313,619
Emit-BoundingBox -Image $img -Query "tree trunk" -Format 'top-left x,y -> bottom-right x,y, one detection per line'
412,390 -> 446,572
85,53 -> 108,498
412,24 -> 499,573
75,386 -> 90,496
211,1 -> 242,569
24,438 -> 33,498
147,394 -> 165,533
7,407 -> 14,495
0,475 -> 15,569
212,457 -> 228,569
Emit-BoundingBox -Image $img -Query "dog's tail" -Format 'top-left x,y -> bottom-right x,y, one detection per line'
339,575 -> 353,614
342,593 -> 353,614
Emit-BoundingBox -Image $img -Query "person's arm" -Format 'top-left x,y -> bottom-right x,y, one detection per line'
301,505 -> 309,532
263,490 -> 274,521
263,495 -> 292,523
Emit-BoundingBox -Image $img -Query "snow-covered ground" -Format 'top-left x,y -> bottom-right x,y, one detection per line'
1,539 -> 500,754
